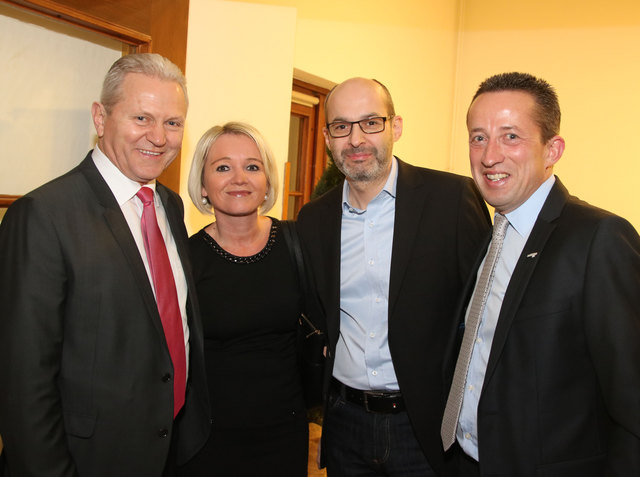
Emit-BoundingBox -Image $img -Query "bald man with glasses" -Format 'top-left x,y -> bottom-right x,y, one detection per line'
296,77 -> 491,476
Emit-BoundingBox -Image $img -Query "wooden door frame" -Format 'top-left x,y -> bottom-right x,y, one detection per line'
291,102 -> 315,203
282,77 -> 331,219
1,0 -> 152,48
293,78 -> 330,187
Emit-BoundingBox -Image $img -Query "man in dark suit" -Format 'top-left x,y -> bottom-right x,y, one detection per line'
0,53 -> 209,477
296,77 -> 491,476
441,72 -> 640,476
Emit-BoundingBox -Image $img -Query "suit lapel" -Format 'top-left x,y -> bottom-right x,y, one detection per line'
157,184 -> 208,383
444,232 -> 493,377
156,185 -> 198,320
484,179 -> 569,381
156,185 -> 188,278
315,185 -> 344,349
457,233 -> 492,326
78,154 -> 166,343
389,159 -> 428,315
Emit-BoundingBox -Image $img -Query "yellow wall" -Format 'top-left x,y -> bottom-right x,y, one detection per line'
183,0 -> 296,234
184,0 -> 639,232
452,0 -> 640,230
291,1 -> 462,175
196,0 -> 463,175
3,0 -> 638,231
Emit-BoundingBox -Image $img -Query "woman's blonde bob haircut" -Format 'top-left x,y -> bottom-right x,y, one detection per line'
188,122 -> 279,215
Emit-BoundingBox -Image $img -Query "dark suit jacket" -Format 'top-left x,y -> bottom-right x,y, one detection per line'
0,153 -> 210,477
447,178 -> 640,476
297,158 -> 491,474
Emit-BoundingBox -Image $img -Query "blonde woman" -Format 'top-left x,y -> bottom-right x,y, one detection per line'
179,122 -> 308,476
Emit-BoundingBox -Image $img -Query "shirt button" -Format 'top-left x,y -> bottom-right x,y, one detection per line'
369,332 -> 375,338
464,432 -> 471,440
375,297 -> 381,303
368,259 -> 374,265
368,221 -> 374,228
161,373 -> 172,382
476,337 -> 483,344
468,384 -> 474,391
158,428 -> 169,438
372,370 -> 378,376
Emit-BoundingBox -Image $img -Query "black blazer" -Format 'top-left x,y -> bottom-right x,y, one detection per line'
446,178 -> 640,476
0,153 -> 210,477
297,158 -> 491,474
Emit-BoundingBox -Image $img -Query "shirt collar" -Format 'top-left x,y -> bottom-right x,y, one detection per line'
504,175 -> 555,239
342,156 -> 398,213
92,146 -> 158,207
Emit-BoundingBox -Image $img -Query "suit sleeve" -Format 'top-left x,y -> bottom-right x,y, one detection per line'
0,197 -> 79,476
583,216 -> 640,474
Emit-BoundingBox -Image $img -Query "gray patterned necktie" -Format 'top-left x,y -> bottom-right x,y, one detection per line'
441,213 -> 509,450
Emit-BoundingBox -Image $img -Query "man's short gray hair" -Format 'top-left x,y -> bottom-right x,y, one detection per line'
100,53 -> 188,112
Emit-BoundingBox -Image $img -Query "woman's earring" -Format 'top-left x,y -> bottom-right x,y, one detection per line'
264,194 -> 268,201
201,196 -> 208,205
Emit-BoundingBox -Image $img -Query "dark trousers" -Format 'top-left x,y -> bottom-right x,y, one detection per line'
323,389 -> 437,477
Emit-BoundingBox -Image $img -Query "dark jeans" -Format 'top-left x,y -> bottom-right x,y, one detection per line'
324,390 -> 437,477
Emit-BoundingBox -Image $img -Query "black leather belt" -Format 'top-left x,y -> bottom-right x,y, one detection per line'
331,378 -> 405,414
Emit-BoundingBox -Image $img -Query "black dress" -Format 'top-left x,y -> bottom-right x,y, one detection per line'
180,218 -> 308,476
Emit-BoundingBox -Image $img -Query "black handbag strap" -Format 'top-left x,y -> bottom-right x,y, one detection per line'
280,220 -> 322,332
280,219 -> 307,299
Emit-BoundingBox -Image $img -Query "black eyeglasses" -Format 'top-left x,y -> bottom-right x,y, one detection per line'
326,116 -> 392,138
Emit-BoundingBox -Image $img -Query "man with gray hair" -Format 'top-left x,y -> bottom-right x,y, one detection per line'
0,53 -> 209,477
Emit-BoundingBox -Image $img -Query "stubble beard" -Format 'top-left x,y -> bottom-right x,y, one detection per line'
333,145 -> 391,184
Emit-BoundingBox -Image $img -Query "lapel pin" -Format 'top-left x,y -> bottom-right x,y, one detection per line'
526,252 -> 538,258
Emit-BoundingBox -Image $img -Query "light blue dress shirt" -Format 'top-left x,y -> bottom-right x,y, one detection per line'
333,157 -> 399,391
457,175 -> 556,459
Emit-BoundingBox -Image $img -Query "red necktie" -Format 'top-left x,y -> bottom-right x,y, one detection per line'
136,186 -> 186,418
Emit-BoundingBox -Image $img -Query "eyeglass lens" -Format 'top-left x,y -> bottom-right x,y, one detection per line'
328,117 -> 387,138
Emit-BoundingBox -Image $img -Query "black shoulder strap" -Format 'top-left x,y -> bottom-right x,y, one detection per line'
280,220 -> 322,338
279,220 -> 307,309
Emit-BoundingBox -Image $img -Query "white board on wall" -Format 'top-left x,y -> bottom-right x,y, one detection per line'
0,4 -> 122,195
